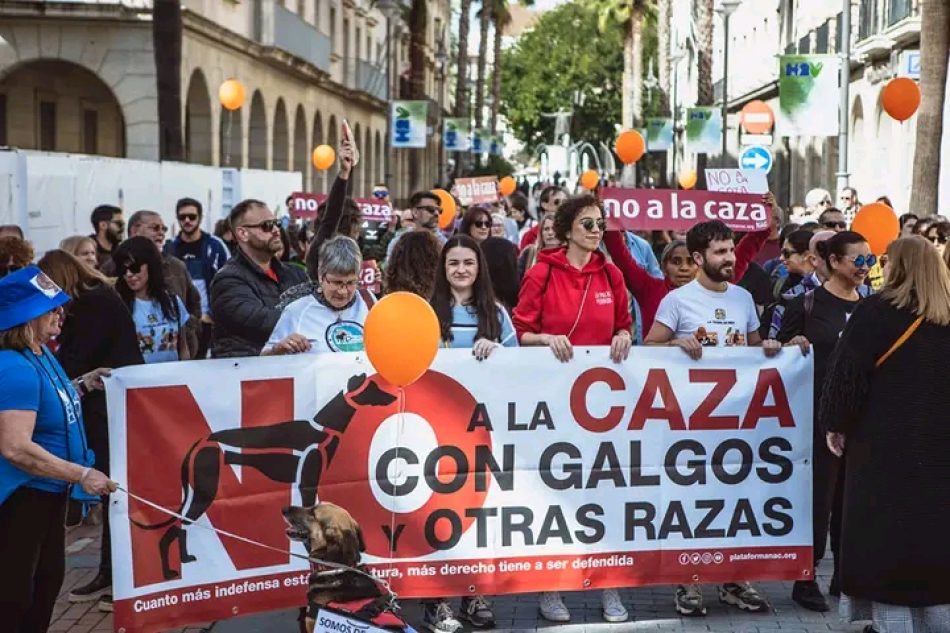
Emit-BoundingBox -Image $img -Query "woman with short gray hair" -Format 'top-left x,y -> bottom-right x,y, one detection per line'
262,236 -> 371,355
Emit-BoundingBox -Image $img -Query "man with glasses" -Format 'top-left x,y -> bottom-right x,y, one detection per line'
89,205 -> 125,269
210,199 -> 308,358
109,210 -> 203,359
385,191 -> 448,261
818,207 -> 847,233
519,185 -> 566,251
165,198 -> 231,359
837,187 -> 860,225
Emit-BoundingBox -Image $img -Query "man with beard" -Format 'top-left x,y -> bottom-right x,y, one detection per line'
165,198 -> 231,359
210,200 -> 307,358
89,205 -> 125,269
384,191 -> 448,260
644,220 -> 781,617
644,220 -> 782,615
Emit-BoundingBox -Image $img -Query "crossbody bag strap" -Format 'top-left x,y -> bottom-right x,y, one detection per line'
875,315 -> 924,369
566,275 -> 594,340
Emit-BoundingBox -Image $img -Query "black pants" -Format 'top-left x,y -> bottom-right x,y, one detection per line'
812,435 -> 841,565
83,403 -> 112,577
196,321 -> 215,360
0,487 -> 68,633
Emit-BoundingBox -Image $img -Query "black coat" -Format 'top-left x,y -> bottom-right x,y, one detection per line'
819,295 -> 950,607
209,248 -> 308,358
55,283 -> 144,471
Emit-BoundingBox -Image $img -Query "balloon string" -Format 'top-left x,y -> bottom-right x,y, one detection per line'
386,387 -> 405,580
225,110 -> 233,167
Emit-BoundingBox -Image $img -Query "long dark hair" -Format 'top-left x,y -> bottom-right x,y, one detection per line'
430,234 -> 501,344
480,237 -> 520,311
113,236 -> 179,321
458,206 -> 492,238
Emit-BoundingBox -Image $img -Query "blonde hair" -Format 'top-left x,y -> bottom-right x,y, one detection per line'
37,249 -> 110,298
524,214 -> 556,272
881,236 -> 950,325
59,235 -> 96,258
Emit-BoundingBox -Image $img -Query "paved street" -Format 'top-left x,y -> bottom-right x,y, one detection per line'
56,523 -> 868,633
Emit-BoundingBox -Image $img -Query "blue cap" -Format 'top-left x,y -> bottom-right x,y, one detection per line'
0,266 -> 70,331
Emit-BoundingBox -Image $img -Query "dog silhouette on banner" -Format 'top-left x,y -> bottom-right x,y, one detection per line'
130,374 -> 396,581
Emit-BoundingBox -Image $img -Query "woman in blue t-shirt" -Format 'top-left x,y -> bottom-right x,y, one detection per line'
113,237 -> 190,363
422,235 -> 516,632
0,266 -> 115,633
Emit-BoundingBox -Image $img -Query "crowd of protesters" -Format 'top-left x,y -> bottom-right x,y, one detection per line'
0,133 -> 947,633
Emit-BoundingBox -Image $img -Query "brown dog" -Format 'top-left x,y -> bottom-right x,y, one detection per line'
282,503 -> 384,633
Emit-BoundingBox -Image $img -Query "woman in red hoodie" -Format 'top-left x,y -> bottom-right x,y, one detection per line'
514,194 -> 633,364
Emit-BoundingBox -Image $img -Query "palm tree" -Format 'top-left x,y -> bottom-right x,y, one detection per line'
909,0 -> 949,216
694,0 -> 714,188
656,0 -> 670,114
490,0 -> 511,134
474,0 -> 493,166
406,0 -> 428,192
599,1 -> 648,129
453,0 -> 473,176
153,0 -> 183,161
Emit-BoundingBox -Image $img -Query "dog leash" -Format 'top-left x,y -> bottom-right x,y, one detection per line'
114,485 -> 395,597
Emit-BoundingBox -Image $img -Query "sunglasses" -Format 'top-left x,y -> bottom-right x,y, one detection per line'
473,220 -> 492,229
373,190 -> 389,199
823,221 -> 847,229
579,218 -> 606,233
147,223 -> 168,233
846,254 -> 877,268
415,205 -> 440,214
931,234 -> 949,245
178,213 -> 199,222
781,248 -> 804,259
241,220 -> 279,233
119,260 -> 144,275
551,198 -> 566,206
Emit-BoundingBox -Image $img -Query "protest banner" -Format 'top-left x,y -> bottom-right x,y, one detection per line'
705,169 -> 769,195
360,259 -> 382,294
107,348 -> 812,632
290,192 -> 393,222
600,187 -> 770,232
453,176 -> 499,206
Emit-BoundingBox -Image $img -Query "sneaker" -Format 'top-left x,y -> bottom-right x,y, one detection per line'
459,595 -> 495,628
674,584 -> 706,616
422,600 -> 462,633
68,573 -> 111,603
538,591 -> 571,622
792,580 -> 829,612
719,582 -> 768,612
601,588 -> 628,623
98,594 -> 113,613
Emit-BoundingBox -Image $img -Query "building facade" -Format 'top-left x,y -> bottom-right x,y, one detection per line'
671,0 -> 948,214
0,0 -> 452,201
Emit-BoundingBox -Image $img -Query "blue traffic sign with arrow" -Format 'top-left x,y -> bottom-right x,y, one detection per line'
739,145 -> 773,174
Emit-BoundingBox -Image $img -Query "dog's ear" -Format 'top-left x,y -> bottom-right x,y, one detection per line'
356,524 -> 366,553
339,527 -> 362,568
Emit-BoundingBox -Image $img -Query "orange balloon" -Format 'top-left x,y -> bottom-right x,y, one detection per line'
312,145 -> 336,171
431,189 -> 457,229
615,129 -> 646,164
678,169 -> 697,190
498,176 -> 516,197
219,79 -> 246,111
364,292 -> 440,387
851,202 -> 899,256
580,170 -> 599,190
881,77 -> 921,122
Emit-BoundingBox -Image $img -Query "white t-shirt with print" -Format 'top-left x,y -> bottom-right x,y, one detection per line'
654,279 -> 759,347
265,294 -> 369,354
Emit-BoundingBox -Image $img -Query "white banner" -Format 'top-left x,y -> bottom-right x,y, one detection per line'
106,348 -> 813,632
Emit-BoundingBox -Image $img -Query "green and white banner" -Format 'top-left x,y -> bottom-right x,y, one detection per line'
777,55 -> 840,137
471,129 -> 491,155
686,107 -> 722,155
443,118 -> 471,152
391,100 -> 429,149
646,118 -> 673,151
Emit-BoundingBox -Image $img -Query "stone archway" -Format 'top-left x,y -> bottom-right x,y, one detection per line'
375,131 -> 382,186
273,98 -> 289,171
365,127 -> 375,191
219,106 -> 244,167
312,111 -> 324,191
0,59 -> 126,156
184,69 -> 213,165
293,105 -> 308,188
248,90 -> 268,169
354,123 -> 363,196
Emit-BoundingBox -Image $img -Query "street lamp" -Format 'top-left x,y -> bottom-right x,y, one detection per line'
375,0 -> 402,185
715,0 -> 741,164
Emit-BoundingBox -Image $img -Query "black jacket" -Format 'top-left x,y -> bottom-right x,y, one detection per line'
209,247 -> 308,358
55,283 -> 144,471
